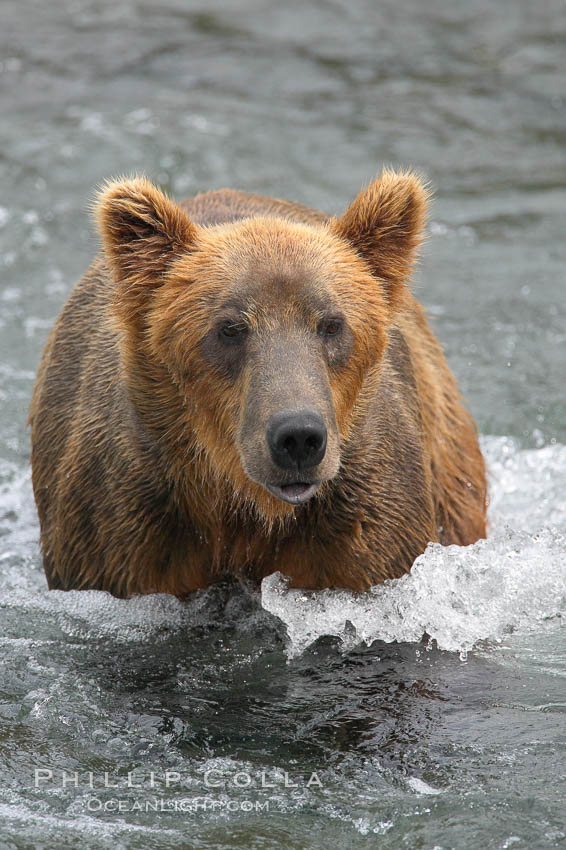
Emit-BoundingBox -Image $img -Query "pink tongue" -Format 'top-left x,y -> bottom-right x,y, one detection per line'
281,483 -> 309,498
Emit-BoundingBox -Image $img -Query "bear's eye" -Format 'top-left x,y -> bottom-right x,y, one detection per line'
321,318 -> 343,338
219,322 -> 247,342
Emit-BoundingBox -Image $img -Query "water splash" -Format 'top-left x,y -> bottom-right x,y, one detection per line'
261,526 -> 565,658
261,437 -> 566,657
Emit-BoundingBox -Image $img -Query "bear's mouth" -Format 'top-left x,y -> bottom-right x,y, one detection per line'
267,482 -> 319,505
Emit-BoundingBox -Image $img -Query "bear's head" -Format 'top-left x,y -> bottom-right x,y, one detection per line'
96,171 -> 428,523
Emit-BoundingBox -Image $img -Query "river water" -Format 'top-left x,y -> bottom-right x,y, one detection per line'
1,1 -> 565,848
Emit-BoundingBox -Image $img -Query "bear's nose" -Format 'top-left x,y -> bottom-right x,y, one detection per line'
267,411 -> 327,471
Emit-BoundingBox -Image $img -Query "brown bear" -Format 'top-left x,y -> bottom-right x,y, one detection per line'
28,170 -> 487,598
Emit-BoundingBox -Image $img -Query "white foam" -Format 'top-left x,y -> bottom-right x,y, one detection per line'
407,777 -> 443,795
483,435 -> 566,534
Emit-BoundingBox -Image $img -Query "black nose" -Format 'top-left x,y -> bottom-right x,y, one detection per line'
267,411 -> 327,471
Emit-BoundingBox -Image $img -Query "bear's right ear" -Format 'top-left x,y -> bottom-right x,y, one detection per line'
95,176 -> 196,288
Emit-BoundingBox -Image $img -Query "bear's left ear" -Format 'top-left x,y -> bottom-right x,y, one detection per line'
95,176 -> 196,288
331,169 -> 429,309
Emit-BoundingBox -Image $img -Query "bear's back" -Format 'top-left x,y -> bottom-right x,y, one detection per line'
180,189 -> 328,228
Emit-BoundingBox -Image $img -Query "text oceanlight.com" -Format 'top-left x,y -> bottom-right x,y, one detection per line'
87,798 -> 271,813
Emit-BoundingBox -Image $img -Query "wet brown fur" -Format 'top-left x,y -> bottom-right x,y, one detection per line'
28,171 -> 487,597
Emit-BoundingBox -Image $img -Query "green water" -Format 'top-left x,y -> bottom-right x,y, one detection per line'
1,1 -> 565,848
